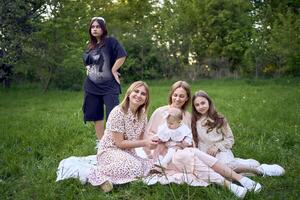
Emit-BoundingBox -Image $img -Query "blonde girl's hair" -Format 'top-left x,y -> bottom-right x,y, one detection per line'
167,107 -> 183,122
191,90 -> 225,147
168,80 -> 191,111
120,81 -> 150,120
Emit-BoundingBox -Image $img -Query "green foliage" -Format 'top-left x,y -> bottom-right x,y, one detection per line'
1,0 -> 300,90
0,79 -> 299,199
267,10 -> 300,76
0,0 -> 47,64
246,1 -> 300,77
16,0 -> 89,91
107,0 -> 166,82
158,0 -> 253,74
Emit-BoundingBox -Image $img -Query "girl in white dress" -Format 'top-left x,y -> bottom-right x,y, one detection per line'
191,90 -> 285,176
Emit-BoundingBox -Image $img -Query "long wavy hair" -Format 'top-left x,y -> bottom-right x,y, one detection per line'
191,90 -> 225,147
120,81 -> 150,121
168,80 -> 191,111
87,18 -> 108,49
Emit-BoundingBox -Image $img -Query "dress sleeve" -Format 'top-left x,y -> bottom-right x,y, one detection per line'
195,121 -> 206,148
145,107 -> 165,136
156,125 -> 171,142
144,107 -> 168,158
142,116 -> 147,133
139,116 -> 148,139
213,121 -> 234,151
82,48 -> 92,66
182,126 -> 193,145
183,111 -> 192,128
106,107 -> 125,134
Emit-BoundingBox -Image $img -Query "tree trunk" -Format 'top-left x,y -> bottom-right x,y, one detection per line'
43,66 -> 53,93
255,57 -> 259,79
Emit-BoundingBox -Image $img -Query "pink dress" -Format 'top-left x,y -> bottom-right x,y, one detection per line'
88,106 -> 153,186
144,106 -> 225,186
146,106 -> 192,158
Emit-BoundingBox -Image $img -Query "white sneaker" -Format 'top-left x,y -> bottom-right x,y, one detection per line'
143,175 -> 158,185
236,159 -> 261,177
257,164 -> 285,176
240,177 -> 262,193
229,183 -> 247,199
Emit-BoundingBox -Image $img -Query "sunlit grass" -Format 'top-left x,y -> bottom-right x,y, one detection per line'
0,78 -> 299,199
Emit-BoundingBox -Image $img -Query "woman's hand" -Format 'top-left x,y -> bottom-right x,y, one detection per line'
145,136 -> 159,149
112,70 -> 121,84
174,141 -> 190,149
207,146 -> 219,157
111,57 -> 126,84
180,141 -> 190,148
86,65 -> 91,75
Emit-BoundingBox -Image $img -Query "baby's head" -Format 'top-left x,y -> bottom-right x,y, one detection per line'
166,107 -> 183,129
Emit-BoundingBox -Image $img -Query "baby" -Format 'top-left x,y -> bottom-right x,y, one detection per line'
155,107 -> 193,168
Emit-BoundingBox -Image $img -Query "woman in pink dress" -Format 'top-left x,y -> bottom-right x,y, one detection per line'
145,81 -> 262,199
88,81 -> 158,192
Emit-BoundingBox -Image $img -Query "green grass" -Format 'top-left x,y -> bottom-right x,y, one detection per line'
0,78 -> 299,199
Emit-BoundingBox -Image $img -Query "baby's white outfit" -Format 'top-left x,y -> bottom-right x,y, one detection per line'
156,122 -> 193,167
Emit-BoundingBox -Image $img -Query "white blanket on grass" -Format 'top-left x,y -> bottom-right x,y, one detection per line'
56,148 -> 148,184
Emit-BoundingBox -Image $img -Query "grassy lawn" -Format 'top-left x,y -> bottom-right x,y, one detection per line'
0,79 -> 299,199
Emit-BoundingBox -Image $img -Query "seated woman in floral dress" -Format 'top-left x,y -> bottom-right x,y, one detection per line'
88,81 -> 158,192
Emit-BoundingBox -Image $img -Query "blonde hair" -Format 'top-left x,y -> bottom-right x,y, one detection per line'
167,107 -> 183,121
120,81 -> 150,120
168,80 -> 191,111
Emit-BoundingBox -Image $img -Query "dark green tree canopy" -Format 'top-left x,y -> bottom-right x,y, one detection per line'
1,0 -> 299,89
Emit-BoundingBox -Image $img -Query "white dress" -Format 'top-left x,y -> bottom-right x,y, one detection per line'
156,122 -> 193,147
156,123 -> 193,166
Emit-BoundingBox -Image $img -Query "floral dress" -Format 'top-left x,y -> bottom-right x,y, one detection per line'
88,106 -> 153,186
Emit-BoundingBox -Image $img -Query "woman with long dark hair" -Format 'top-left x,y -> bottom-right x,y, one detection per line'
191,90 -> 285,176
82,17 -> 127,147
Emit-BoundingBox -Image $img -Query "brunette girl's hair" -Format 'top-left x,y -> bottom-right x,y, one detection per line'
87,18 -> 108,49
120,81 -> 150,121
191,90 -> 225,147
168,81 -> 191,111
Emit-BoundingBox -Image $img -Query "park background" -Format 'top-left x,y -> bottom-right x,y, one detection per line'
1,0 -> 300,199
